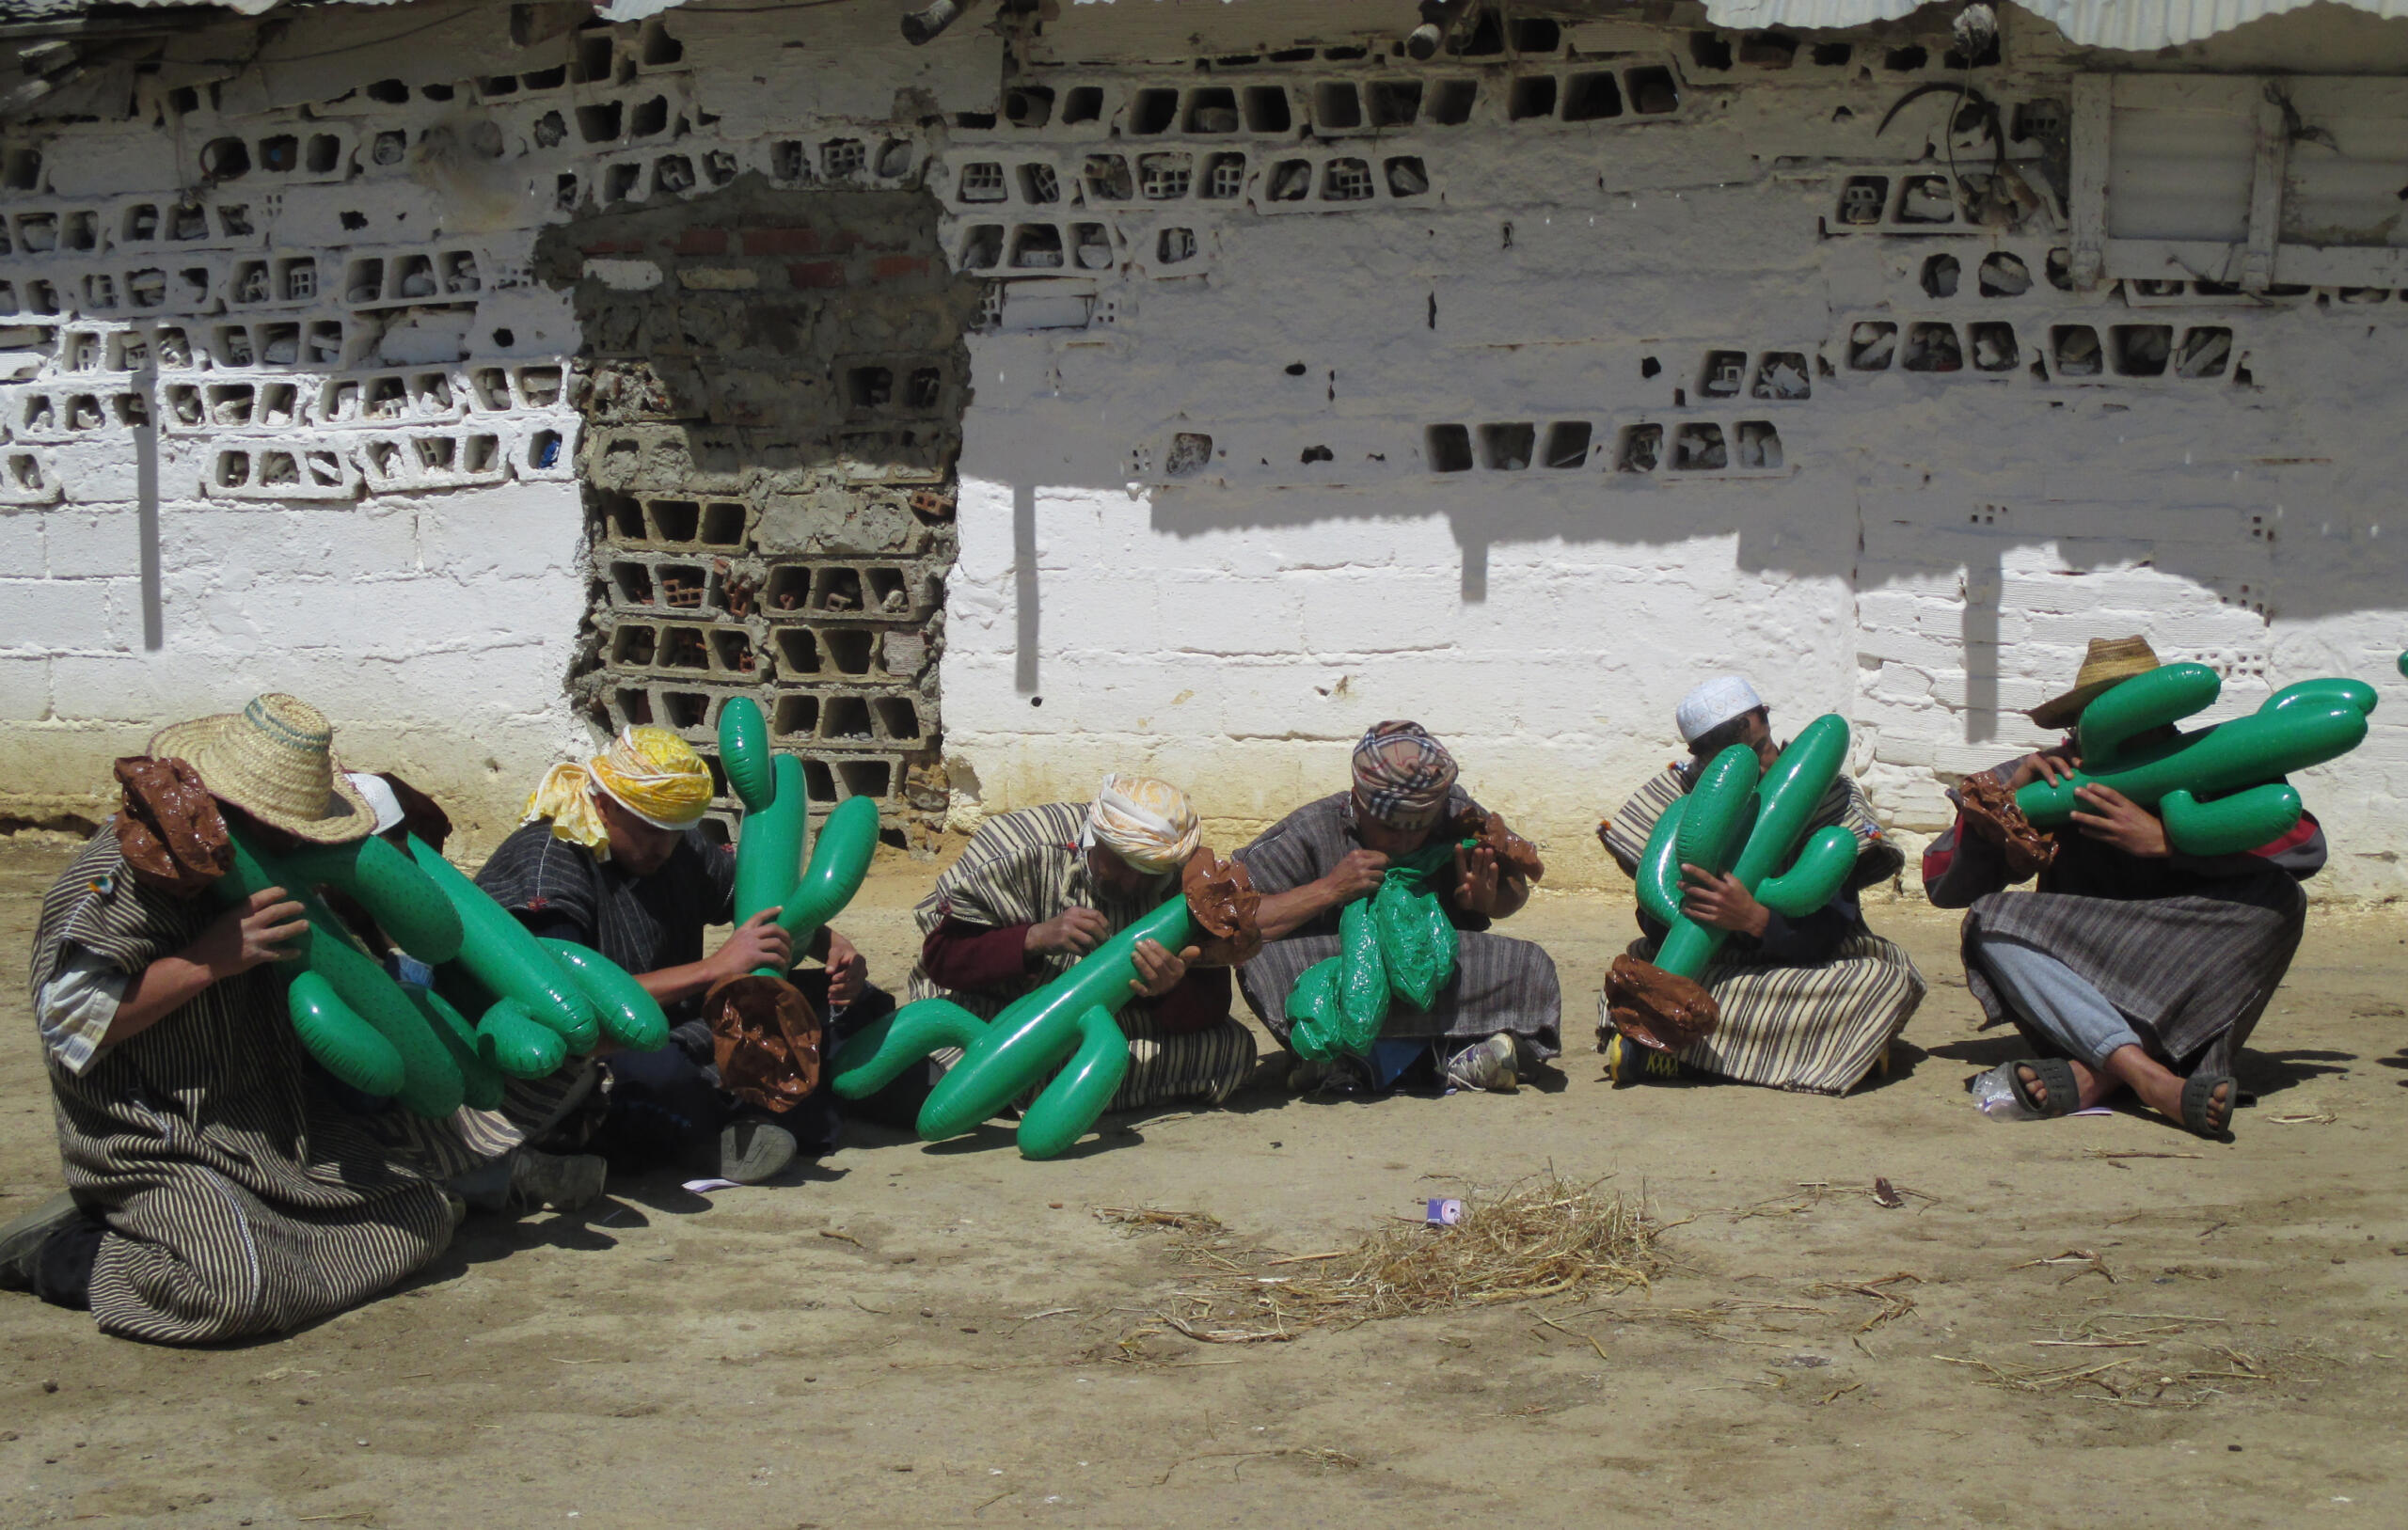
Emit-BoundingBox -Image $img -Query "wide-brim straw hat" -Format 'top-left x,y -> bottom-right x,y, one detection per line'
149,693 -> 374,844
2028,636 -> 2161,732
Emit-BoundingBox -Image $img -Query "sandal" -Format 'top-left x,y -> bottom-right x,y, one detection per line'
2006,1057 -> 2081,1118
2179,1073 -> 2238,1138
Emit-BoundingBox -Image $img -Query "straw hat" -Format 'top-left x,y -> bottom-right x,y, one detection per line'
149,694 -> 374,844
2028,637 -> 2161,732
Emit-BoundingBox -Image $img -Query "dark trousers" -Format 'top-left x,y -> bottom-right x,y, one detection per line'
588,979 -> 922,1173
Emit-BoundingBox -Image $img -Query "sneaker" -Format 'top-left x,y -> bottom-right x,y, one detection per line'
501,1149 -> 609,1213
717,1118 -> 798,1184
0,1192 -> 84,1292
1444,1033 -> 1522,1094
1604,1032 -> 1685,1086
1286,1057 -> 1330,1093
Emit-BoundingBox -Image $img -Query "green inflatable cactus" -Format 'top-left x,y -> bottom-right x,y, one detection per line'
2013,666 -> 2373,856
1282,840 -> 1461,1062
716,697 -> 879,957
1610,714 -> 1861,1050
832,894 -> 1190,1159
210,824 -> 668,1117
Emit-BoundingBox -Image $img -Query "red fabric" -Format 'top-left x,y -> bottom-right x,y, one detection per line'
1921,814 -> 1962,885
920,917 -> 1035,992
2248,812 -> 2319,860
1145,965 -> 1233,1036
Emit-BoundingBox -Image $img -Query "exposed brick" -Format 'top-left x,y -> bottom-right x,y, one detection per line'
741,227 -> 819,256
674,227 -> 730,256
871,255 -> 928,283
788,261 -> 847,290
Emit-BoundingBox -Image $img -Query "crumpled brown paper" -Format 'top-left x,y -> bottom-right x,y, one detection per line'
706,973 -> 822,1113
1453,806 -> 1546,884
114,756 -> 231,897
1182,847 -> 1262,967
1958,773 -> 2057,880
1606,954 -> 1719,1054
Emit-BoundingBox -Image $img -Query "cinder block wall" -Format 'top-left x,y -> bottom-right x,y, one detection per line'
5,2 -> 2408,894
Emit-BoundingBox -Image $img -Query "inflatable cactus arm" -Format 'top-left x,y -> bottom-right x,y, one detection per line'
212,825 -> 480,1117
2011,665 -> 2374,857
835,854 -> 1260,1160
1610,714 -> 1860,1052
719,697 -> 879,972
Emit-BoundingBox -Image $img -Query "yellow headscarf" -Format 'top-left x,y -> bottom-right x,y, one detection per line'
527,726 -> 713,858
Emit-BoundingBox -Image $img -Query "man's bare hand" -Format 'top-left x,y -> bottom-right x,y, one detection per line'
2068,783 -> 2170,858
1454,843 -> 1503,916
1129,939 -> 1202,999
1321,849 -> 1389,906
824,929 -> 867,1007
197,887 -> 309,974
2006,741 -> 2082,793
1677,864 -> 1771,938
714,908 -> 793,979
1027,906 -> 1113,958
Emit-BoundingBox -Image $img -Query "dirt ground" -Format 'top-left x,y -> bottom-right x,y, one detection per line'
2,831 -> 2404,1530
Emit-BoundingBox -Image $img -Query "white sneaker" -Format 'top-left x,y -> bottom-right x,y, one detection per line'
1444,1033 -> 1523,1094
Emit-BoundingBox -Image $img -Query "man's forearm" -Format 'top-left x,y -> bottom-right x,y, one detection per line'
105,949 -> 229,1045
635,958 -> 729,1007
1255,878 -> 1344,940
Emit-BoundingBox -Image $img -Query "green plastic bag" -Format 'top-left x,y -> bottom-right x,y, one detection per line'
1287,957 -> 1345,1061
1284,842 -> 1465,1059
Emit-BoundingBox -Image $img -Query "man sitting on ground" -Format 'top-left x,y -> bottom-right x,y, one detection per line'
4,695 -> 457,1342
1598,676 -> 1926,1093
475,726 -> 883,1183
1924,637 -> 2323,1137
908,776 -> 1258,1115
1235,720 -> 1560,1095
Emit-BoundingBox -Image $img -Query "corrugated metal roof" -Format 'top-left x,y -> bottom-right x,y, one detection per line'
1701,1 -> 2408,52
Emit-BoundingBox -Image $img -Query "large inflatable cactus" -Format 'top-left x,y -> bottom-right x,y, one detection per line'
211,824 -> 668,1118
703,698 -> 879,1105
1610,714 -> 1861,1050
2012,667 -> 2373,856
718,697 -> 880,967
1284,840 -> 1460,1061
832,894 -> 1188,1159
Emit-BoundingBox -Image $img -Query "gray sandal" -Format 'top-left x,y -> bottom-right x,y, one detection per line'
2007,1057 -> 2081,1118
2179,1073 -> 2238,1138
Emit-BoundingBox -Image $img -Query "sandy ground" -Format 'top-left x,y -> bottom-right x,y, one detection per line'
2,830 -> 2405,1529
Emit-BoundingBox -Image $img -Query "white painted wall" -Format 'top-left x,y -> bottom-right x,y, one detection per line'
4,1 -> 2406,894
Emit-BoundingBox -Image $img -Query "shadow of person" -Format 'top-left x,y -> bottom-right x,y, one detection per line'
2233,1047 -> 2354,1098
1922,1034 -> 2025,1070
1845,1037 -> 1931,1092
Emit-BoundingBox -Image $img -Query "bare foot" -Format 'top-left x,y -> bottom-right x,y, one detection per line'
2013,1058 -> 2118,1112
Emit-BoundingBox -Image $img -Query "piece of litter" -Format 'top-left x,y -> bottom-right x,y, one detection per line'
1426,1197 -> 1465,1226
1871,1177 -> 1905,1209
681,1177 -> 740,1193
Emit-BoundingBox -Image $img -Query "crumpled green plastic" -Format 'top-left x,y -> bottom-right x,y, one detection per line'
1287,842 -> 1461,1060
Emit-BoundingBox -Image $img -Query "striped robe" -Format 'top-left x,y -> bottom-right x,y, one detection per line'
1233,790 -> 1563,1057
26,831 -> 452,1344
1924,758 -> 2322,1076
909,803 -> 1257,1111
1599,765 -> 1927,1095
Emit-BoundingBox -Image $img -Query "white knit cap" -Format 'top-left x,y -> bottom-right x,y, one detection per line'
344,771 -> 406,837
1675,675 -> 1764,745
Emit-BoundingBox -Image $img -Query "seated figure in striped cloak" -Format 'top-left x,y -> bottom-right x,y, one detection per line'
6,695 -> 459,1343
906,776 -> 1259,1117
1924,638 -> 2324,1138
1235,721 -> 1562,1096
1598,677 -> 1927,1094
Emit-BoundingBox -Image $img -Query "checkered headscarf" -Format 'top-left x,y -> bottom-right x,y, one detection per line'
1350,720 -> 1458,832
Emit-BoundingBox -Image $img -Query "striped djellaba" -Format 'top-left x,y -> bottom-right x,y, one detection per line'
26,831 -> 453,1344
909,802 -> 1257,1111
1233,790 -> 1563,1057
1599,766 -> 1927,1095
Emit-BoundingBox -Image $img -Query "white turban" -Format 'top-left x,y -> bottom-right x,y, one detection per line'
1676,675 -> 1765,745
1083,774 -> 1201,875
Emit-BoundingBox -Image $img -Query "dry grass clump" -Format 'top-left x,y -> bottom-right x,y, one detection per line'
1274,1174 -> 1666,1323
